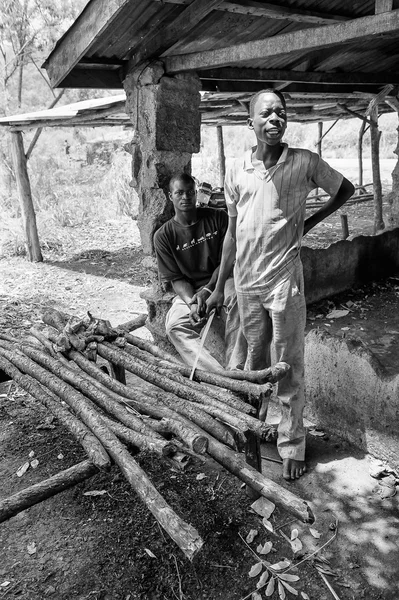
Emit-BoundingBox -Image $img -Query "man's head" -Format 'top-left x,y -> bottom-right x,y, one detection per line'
248,89 -> 287,146
169,173 -> 197,215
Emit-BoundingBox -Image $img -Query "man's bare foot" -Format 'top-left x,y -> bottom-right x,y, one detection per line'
282,458 -> 307,481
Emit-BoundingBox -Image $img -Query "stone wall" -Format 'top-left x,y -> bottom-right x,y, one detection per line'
302,227 -> 399,304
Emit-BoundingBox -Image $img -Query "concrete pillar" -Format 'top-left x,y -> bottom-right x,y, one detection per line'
123,62 -> 201,342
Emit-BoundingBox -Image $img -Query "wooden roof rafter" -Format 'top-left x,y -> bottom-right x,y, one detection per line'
163,9 -> 399,72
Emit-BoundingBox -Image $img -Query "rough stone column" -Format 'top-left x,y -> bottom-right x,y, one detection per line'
123,62 -> 201,342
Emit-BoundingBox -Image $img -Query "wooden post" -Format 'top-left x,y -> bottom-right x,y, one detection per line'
358,120 -> 367,190
315,121 -> 323,199
10,131 -> 43,262
216,125 -> 226,188
340,214 -> 349,239
370,106 -> 385,233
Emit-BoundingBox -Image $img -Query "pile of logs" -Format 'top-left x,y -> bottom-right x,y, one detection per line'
0,308 -> 314,560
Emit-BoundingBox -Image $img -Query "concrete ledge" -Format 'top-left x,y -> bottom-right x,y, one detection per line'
305,329 -> 399,470
302,227 -> 399,303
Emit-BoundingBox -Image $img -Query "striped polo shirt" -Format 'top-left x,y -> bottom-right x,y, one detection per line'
225,144 -> 343,295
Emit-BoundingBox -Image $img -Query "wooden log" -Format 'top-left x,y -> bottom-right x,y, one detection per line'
17,343 -> 165,442
18,343 -> 208,455
0,345 -> 203,558
10,131 -> 43,262
30,326 -> 72,367
100,415 -> 177,457
125,332 -> 290,387
66,348 -> 236,449
358,119 -> 367,187
206,437 -> 314,524
0,460 -> 98,523
0,353 -> 110,470
97,343 -> 272,439
122,342 -> 256,412
116,314 -> 147,333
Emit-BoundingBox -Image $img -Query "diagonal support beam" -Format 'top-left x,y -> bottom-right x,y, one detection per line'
43,0 -> 133,88
164,9 -> 399,73
129,0 -> 225,69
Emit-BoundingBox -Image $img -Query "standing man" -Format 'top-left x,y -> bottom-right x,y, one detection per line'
154,173 -> 245,371
207,90 -> 354,480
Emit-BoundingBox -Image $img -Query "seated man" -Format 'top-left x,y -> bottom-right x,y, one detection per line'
154,173 -> 245,371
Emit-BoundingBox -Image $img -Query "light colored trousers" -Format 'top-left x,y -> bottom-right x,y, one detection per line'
237,261 -> 307,461
165,278 -> 247,371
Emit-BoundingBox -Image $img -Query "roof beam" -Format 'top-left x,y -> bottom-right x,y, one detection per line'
153,0 -> 349,24
197,68 -> 399,85
129,0 -> 225,69
164,9 -> 399,73
43,0 -> 133,88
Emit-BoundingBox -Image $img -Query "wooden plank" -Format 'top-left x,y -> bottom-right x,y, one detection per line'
43,0 -> 132,88
375,0 -> 393,14
153,0 -> 349,24
200,79 -> 392,96
10,132 -> 43,262
164,9 -> 399,73
197,67 -> 399,85
129,0 -> 225,68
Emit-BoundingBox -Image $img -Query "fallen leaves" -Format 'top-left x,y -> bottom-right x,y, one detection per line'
251,497 -> 275,519
246,529 -> 259,544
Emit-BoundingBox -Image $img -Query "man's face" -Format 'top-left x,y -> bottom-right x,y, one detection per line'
169,179 -> 197,213
248,93 -> 287,146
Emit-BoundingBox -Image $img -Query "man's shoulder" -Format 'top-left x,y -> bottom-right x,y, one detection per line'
287,146 -> 317,161
153,218 -> 176,245
197,207 -> 228,223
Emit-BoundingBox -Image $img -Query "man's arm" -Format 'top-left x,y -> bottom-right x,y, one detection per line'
171,278 -> 204,326
206,215 -> 237,314
304,177 -> 354,236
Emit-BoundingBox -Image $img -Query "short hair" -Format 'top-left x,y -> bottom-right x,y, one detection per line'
249,89 -> 287,118
169,172 -> 196,192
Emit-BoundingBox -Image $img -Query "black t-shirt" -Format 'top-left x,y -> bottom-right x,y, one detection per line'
154,208 -> 228,289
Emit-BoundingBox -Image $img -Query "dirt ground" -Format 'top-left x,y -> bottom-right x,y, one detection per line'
1,212 -> 399,600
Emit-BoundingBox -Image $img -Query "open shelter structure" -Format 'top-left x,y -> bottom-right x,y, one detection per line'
40,0 -> 399,333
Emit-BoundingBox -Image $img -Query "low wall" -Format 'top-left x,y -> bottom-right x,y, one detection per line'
305,329 -> 399,471
302,227 -> 399,304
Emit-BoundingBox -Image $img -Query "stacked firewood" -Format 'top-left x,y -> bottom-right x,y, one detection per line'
0,308 -> 314,559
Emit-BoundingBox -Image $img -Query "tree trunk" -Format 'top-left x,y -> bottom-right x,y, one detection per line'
10,131 -> 43,262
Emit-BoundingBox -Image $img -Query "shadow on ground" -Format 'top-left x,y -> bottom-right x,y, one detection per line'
48,247 -> 150,287
262,431 -> 399,600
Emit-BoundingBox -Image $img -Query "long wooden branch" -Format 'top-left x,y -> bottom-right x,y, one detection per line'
0,352 -> 110,470
125,332 -> 290,385
65,347 -> 237,449
98,343 -> 272,439
206,437 -> 314,524
0,345 -> 203,559
121,345 -> 256,414
17,343 -> 165,441
0,460 -> 98,523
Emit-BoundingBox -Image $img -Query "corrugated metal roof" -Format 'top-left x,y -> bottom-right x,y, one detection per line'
43,0 -> 399,122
